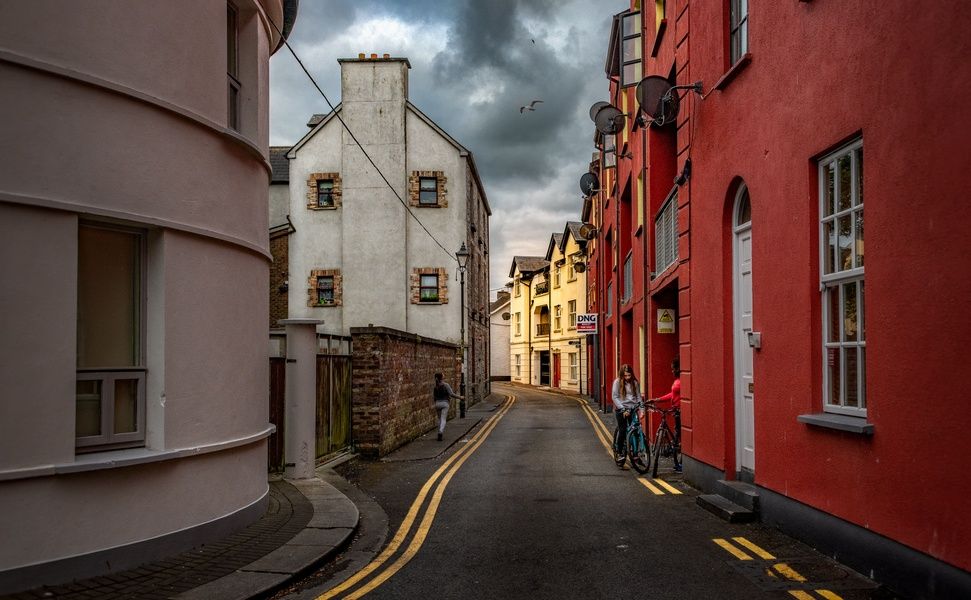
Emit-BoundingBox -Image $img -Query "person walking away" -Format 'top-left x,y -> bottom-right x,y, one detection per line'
656,357 -> 682,471
433,373 -> 462,442
611,364 -> 641,465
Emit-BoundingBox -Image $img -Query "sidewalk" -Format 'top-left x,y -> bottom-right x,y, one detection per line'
7,397 -> 506,600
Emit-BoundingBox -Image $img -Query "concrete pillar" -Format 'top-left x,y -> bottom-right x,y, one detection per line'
279,319 -> 324,479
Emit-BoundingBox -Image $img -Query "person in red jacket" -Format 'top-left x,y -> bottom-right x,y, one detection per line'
657,357 -> 682,472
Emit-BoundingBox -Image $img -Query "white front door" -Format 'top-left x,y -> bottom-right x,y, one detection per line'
733,186 -> 755,473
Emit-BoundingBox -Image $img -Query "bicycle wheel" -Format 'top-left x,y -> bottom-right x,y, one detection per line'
651,429 -> 667,478
628,428 -> 651,474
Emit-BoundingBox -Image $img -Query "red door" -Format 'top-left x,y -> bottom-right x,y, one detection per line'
553,353 -> 561,388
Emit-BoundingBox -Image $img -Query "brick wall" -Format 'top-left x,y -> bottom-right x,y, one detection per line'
269,234 -> 289,328
350,326 -> 461,457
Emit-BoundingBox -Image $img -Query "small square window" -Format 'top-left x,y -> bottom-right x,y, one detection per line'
317,276 -> 334,304
420,274 -> 439,302
419,177 -> 438,205
317,179 -> 334,208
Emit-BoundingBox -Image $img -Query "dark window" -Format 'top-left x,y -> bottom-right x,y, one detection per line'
317,179 -> 334,207
419,177 -> 438,205
420,274 -> 439,302
227,3 -> 240,131
620,11 -> 642,87
317,276 -> 334,304
730,0 -> 749,65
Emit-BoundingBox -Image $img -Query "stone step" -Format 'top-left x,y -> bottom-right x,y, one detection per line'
696,494 -> 757,523
715,479 -> 760,512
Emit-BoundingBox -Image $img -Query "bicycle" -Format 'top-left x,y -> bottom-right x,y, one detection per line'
645,400 -> 681,477
612,400 -> 651,474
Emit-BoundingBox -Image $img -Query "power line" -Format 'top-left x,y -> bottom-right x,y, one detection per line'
267,17 -> 459,264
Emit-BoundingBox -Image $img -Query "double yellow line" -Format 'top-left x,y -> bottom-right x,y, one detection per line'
713,537 -> 844,600
574,398 -> 682,496
317,395 -> 516,599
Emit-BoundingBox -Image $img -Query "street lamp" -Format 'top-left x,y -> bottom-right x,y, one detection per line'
456,242 -> 470,418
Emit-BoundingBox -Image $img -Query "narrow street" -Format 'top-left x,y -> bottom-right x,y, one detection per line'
279,384 -> 891,600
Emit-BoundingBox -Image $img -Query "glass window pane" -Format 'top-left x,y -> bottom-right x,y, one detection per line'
844,347 -> 859,408
859,347 -> 867,408
859,281 -> 866,340
856,147 -> 864,206
855,211 -> 864,268
842,281 -> 858,342
114,379 -> 138,434
823,221 -> 835,275
837,215 -> 852,271
623,13 -> 638,36
736,188 -> 751,225
827,348 -> 841,407
420,177 -> 437,191
826,287 -> 840,342
838,155 -> 852,212
76,379 -> 102,437
420,275 -> 437,287
740,19 -> 748,55
824,162 -> 835,217
623,62 -> 640,86
78,226 -> 140,368
623,37 -> 641,63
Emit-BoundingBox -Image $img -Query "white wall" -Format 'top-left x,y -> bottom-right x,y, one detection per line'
490,305 -> 511,378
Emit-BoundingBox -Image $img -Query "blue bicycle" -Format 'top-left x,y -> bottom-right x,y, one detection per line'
613,401 -> 651,474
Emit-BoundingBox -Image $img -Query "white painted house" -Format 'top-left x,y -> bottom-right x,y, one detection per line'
490,291 -> 511,381
281,55 -> 491,400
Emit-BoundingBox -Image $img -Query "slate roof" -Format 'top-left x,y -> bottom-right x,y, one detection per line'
509,256 -> 550,278
489,295 -> 511,314
269,146 -> 290,183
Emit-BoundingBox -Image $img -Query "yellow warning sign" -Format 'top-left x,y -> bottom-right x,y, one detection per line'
657,309 -> 676,334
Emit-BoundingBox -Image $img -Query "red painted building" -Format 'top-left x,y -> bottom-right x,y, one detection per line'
587,2 -> 971,597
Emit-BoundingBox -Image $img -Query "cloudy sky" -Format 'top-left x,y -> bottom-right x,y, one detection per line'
269,0 -> 625,297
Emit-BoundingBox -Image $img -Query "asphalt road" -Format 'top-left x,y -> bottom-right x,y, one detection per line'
285,384 -> 898,600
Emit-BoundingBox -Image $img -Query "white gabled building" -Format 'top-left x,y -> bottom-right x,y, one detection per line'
280,54 -> 491,401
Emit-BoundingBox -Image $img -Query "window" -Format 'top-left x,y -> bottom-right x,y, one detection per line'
317,276 -> 334,304
419,177 -> 438,205
515,354 -> 522,377
317,179 -> 334,208
603,134 -> 617,169
730,0 -> 749,65
570,352 -> 578,380
654,189 -> 679,275
623,253 -> 633,303
420,274 -> 440,302
76,224 -> 146,451
567,258 -> 576,281
820,139 -> 865,415
655,0 -> 666,32
515,312 -> 522,336
569,300 -> 577,328
554,305 -> 562,331
227,3 -> 240,131
606,282 -> 614,317
620,11 -> 642,87
515,280 -> 521,297
554,263 -> 561,288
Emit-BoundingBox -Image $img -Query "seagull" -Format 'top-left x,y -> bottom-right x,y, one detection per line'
520,100 -> 544,114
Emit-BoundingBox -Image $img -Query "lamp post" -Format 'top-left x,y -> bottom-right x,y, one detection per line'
456,242 -> 470,418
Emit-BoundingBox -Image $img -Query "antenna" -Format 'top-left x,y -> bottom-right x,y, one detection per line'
636,76 -> 703,127
578,223 -> 598,240
579,172 -> 600,197
589,101 -> 611,121
593,105 -> 626,135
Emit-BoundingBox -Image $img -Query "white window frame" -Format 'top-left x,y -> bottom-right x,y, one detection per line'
819,138 -> 865,416
515,312 -> 521,336
729,0 -> 749,65
554,305 -> 562,331
623,252 -> 633,303
568,300 -> 577,329
515,354 -> 522,377
554,263 -> 561,288
76,223 -> 148,452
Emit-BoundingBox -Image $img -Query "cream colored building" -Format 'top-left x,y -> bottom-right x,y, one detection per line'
508,223 -> 588,392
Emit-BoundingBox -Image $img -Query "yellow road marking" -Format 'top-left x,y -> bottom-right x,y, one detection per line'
578,401 -> 615,458
345,401 -> 512,598
582,402 -> 614,441
654,478 -> 682,495
732,537 -> 775,559
713,538 -> 753,560
638,477 -> 666,495
774,562 -> 807,582
788,592 -> 816,600
316,396 -> 515,600
815,590 -> 844,600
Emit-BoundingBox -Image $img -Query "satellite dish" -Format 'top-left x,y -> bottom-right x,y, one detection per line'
573,263 -> 587,273
578,223 -> 598,240
594,105 -> 625,135
636,75 -> 680,126
588,101 -> 610,122
501,312 -> 511,320
579,172 -> 600,196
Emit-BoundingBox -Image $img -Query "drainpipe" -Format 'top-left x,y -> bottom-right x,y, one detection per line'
526,276 -> 532,386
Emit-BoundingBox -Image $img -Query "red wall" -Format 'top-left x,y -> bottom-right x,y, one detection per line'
685,1 -> 971,571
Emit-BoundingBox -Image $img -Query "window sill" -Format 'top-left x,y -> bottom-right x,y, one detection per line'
416,204 -> 445,208
417,301 -> 446,305
0,426 -> 275,482
797,412 -> 874,435
308,206 -> 339,211
713,53 -> 752,91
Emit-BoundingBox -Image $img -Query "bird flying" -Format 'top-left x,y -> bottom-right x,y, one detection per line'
519,100 -> 544,114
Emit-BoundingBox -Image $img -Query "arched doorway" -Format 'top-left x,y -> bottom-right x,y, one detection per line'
732,183 -> 755,475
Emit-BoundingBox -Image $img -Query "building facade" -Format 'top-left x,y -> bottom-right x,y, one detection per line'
586,1 -> 971,597
0,0 -> 297,592
489,291 -> 511,381
508,257 -> 550,386
280,55 -> 491,403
